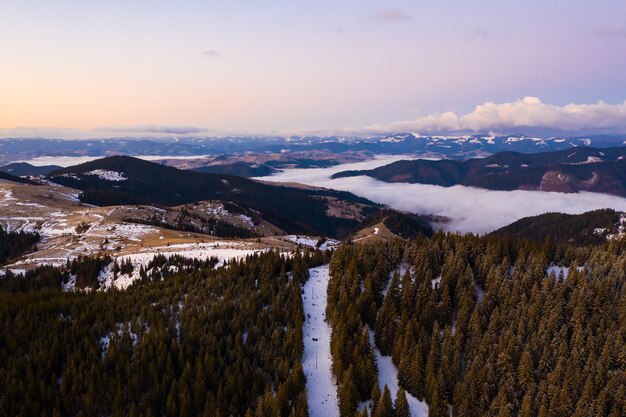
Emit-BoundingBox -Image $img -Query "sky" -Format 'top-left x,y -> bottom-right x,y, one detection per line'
1,0 -> 626,138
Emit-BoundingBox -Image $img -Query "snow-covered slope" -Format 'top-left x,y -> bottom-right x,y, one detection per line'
97,242 -> 264,290
368,330 -> 429,417
302,265 -> 339,417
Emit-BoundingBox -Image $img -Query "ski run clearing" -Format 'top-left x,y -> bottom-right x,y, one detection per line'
368,330 -> 430,417
302,265 -> 339,417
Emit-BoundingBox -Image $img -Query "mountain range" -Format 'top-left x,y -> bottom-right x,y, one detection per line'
2,133 -> 626,165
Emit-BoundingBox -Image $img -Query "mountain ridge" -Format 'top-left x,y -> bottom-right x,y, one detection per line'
332,145 -> 626,196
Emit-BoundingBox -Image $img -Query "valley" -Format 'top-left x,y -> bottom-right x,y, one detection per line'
257,155 -> 626,234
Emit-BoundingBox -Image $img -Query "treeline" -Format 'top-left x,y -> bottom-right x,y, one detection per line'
68,255 -> 112,289
0,254 -> 221,293
0,225 -> 39,265
124,210 -> 257,239
0,249 -> 330,417
327,234 -> 626,416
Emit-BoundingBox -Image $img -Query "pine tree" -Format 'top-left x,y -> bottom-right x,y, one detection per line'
395,388 -> 410,417
373,385 -> 394,417
339,366 -> 358,417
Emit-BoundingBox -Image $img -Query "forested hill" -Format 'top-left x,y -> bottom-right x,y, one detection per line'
492,209 -> 625,244
332,145 -> 626,196
47,156 -> 385,238
0,162 -> 62,177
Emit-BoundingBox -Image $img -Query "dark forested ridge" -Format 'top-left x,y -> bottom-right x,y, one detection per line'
333,145 -> 626,196
0,162 -> 62,177
47,156 -> 379,238
0,170 -> 35,184
0,250 -> 328,417
327,235 -> 626,417
193,162 -> 277,177
493,209 -> 625,245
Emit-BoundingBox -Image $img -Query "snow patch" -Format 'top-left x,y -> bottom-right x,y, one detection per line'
546,264 -> 585,280
283,235 -> 339,250
567,156 -> 604,165
238,214 -> 254,227
85,169 -> 127,181
431,274 -> 442,289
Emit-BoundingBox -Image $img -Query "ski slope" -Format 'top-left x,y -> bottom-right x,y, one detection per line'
302,265 -> 339,417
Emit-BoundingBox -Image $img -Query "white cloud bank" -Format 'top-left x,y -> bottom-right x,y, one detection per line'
2,97 -> 626,139
257,156 -> 626,234
365,97 -> 626,136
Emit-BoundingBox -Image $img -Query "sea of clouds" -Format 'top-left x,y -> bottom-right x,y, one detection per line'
257,155 -> 626,234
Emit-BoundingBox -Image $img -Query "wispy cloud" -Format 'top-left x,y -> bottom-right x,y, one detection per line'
461,27 -> 492,40
372,7 -> 412,23
595,26 -> 626,39
202,49 -> 221,57
333,25 -> 347,35
363,97 -> 626,135
0,127 -> 91,140
97,125 -> 209,135
0,125 -> 212,139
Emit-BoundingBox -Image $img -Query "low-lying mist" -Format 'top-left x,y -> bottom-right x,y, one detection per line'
257,156 -> 626,234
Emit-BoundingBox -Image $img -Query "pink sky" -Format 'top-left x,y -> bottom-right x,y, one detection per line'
1,1 -> 625,137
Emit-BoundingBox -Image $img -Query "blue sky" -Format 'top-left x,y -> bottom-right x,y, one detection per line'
1,0 -> 625,137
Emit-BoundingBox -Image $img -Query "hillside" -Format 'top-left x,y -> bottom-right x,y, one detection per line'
326,236 -> 626,417
492,209 -> 625,244
0,170 -> 34,184
48,156 -> 384,238
333,145 -> 626,196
